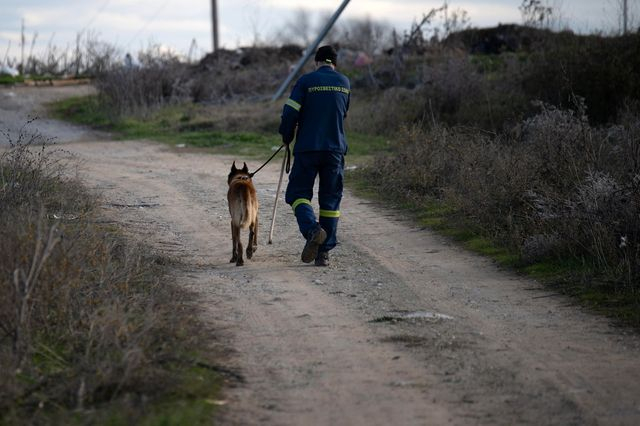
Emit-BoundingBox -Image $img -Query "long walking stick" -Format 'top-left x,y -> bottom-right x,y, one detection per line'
268,149 -> 287,244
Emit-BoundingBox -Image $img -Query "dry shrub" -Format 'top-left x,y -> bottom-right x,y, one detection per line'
419,55 -> 485,123
366,124 -> 457,199
96,60 -> 190,117
189,48 -> 295,104
0,125 -> 203,422
363,102 -> 640,290
188,64 -> 282,104
350,31 -> 640,136
347,87 -> 423,135
96,46 -> 300,117
347,51 -> 529,135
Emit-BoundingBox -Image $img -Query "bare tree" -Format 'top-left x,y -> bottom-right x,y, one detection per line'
519,0 -> 554,28
245,3 -> 269,47
443,7 -> 471,37
26,32 -> 38,74
335,16 -> 393,54
84,32 -> 120,75
3,40 -> 11,66
273,8 -> 314,46
20,19 -> 25,75
604,0 -> 637,34
438,1 -> 471,38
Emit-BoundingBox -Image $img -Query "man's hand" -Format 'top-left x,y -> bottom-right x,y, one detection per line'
282,135 -> 293,146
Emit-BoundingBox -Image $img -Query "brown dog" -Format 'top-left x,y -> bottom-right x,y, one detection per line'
227,162 -> 258,266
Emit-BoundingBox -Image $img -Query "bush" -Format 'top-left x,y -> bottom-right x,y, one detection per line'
522,32 -> 640,124
347,51 -> 531,135
0,125 -> 217,423
361,102 -> 640,292
95,46 -> 302,117
96,60 -> 190,117
347,28 -> 640,136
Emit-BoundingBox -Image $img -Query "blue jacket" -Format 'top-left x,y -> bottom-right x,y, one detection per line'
279,65 -> 350,154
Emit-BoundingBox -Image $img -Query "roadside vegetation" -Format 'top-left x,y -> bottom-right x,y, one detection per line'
351,28 -> 640,324
51,95 -> 389,158
0,75 -> 24,85
0,126 -> 225,424
47,3 -> 640,324
1,30 -> 120,82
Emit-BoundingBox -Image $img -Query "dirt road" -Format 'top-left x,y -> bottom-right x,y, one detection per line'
0,84 -> 103,146
4,86 -> 640,425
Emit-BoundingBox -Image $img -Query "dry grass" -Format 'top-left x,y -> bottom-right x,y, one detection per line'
94,46 -> 302,118
360,101 -> 640,296
95,60 -> 190,118
345,31 -> 640,302
0,125 -> 220,423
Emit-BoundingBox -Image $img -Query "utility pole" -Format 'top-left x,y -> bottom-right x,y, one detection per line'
211,0 -> 219,52
20,18 -> 25,75
623,0 -> 628,34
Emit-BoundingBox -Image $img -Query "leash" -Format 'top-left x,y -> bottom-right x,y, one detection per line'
249,143 -> 290,178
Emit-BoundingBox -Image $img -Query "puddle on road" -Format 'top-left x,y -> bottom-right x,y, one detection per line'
372,310 -> 454,323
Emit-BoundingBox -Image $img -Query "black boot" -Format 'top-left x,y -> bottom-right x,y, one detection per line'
301,226 -> 327,263
315,251 -> 329,267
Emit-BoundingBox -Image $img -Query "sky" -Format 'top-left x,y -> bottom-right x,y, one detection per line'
0,0 -> 636,61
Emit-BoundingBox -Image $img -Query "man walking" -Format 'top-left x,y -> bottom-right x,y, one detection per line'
279,45 -> 350,267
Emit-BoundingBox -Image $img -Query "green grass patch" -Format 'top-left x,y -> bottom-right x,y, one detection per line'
523,258 -> 640,325
109,115 -> 281,158
522,257 -> 590,281
28,360 -> 223,426
50,95 -> 390,159
138,363 -> 223,426
464,236 -> 520,266
49,94 -> 112,127
0,74 -> 24,85
347,132 -> 390,157
30,339 -> 71,376
416,204 -> 520,267
577,288 -> 640,324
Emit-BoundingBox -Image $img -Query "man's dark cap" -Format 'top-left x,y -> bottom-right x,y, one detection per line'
315,45 -> 338,66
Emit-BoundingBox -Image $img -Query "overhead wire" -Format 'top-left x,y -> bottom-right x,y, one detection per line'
125,0 -> 171,48
77,0 -> 112,36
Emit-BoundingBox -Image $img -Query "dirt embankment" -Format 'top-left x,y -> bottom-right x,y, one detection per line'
3,85 -> 640,425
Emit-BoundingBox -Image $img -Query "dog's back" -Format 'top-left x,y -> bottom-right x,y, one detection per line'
228,176 -> 257,229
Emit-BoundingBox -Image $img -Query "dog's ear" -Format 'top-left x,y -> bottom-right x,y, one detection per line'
231,161 -> 237,172
242,162 -> 249,173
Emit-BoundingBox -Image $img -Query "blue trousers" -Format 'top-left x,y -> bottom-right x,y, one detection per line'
285,151 -> 344,252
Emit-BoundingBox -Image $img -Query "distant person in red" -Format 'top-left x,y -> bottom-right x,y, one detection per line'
278,45 -> 351,267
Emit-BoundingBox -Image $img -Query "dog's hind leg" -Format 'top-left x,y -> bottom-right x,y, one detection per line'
253,216 -> 258,252
234,225 -> 244,266
247,218 -> 258,259
230,222 -> 237,263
